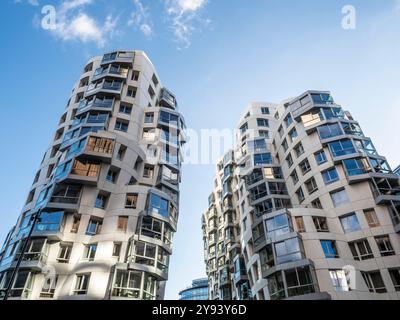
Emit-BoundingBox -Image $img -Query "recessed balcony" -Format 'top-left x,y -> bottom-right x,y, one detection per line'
76,96 -> 115,116
54,158 -> 100,186
85,79 -> 123,98
159,88 -> 177,110
92,64 -> 129,82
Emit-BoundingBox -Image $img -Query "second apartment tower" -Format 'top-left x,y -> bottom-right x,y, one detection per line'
203,91 -> 400,300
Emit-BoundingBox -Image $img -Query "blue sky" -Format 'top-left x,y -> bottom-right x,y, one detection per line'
0,0 -> 400,299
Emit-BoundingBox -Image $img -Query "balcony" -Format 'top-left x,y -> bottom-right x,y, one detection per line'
101,51 -> 135,66
32,211 -> 65,240
85,80 -> 123,98
92,64 -> 129,82
46,184 -> 82,210
157,165 -> 180,190
54,159 -> 100,186
76,97 -> 115,116
159,88 -> 177,110
81,136 -> 115,163
371,176 -> 400,205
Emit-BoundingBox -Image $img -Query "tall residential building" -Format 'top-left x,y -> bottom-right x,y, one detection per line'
203,91 -> 400,300
179,278 -> 209,300
0,50 -> 186,300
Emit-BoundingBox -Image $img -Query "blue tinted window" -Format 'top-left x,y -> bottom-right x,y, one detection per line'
254,153 -> 272,166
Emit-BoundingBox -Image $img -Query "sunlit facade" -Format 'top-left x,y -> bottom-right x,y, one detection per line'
203,91 -> 400,300
0,51 -> 186,300
179,278 -> 209,300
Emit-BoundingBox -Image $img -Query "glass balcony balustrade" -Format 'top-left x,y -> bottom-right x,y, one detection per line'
78,97 -> 114,113
93,64 -> 129,81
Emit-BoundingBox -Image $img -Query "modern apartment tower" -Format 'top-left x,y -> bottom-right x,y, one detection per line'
179,278 -> 209,300
202,91 -> 400,300
0,50 -> 186,300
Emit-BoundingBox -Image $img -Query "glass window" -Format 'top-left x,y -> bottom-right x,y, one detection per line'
340,213 -> 361,233
113,242 -> 122,257
125,193 -> 138,208
305,178 -> 318,194
265,214 -> 292,238
315,150 -> 327,165
86,218 -> 103,235
362,271 -> 387,293
343,158 -> 369,176
364,209 -> 380,228
115,120 -> 129,132
313,216 -> 329,232
296,187 -> 305,203
294,143 -> 305,157
286,154 -> 293,168
40,275 -> 58,299
375,235 -> 395,256
117,216 -> 129,232
318,123 -> 343,140
330,189 -> 350,207
57,243 -> 72,263
320,240 -> 339,258
95,193 -> 108,209
295,217 -> 305,233
73,274 -> 90,295
149,193 -> 170,218
328,139 -> 356,157
261,107 -> 270,115
257,118 -> 269,127
71,215 -> 81,233
36,211 -> 64,232
312,93 -> 333,104
83,244 -> 97,261
254,153 -> 272,166
329,270 -> 349,292
274,237 -> 303,264
389,269 -> 400,292
289,128 -> 298,142
112,270 -> 141,298
322,167 -> 339,185
299,159 -> 311,175
285,266 -> 315,298
349,239 -> 373,260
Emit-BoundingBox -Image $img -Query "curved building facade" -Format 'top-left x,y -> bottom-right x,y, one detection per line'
203,91 -> 400,300
0,50 -> 186,300
179,278 -> 208,300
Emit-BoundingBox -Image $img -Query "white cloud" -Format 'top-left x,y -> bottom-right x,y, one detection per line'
49,0 -> 119,47
127,0 -> 154,38
177,0 -> 206,12
164,0 -> 209,48
14,0 -> 39,5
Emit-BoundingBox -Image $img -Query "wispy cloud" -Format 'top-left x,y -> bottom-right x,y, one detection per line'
127,0 -> 154,39
164,0 -> 209,48
16,0 -> 210,49
40,0 -> 119,47
14,0 -> 39,5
